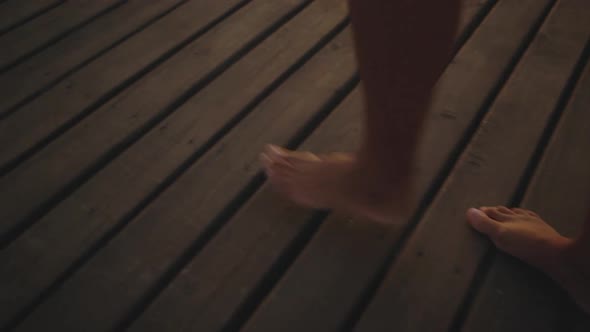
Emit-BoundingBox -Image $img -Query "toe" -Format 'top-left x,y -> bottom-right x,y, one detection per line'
467,208 -> 502,236
260,153 -> 273,170
265,145 -> 320,166
480,206 -> 513,221
265,145 -> 293,166
264,146 -> 295,168
321,152 -> 354,162
524,208 -> 540,218
511,207 -> 539,217
528,210 -> 540,218
510,208 -> 527,215
261,154 -> 295,183
281,150 -> 321,165
497,206 -> 514,215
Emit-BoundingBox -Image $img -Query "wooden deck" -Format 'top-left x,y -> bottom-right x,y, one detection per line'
1,0 -> 590,331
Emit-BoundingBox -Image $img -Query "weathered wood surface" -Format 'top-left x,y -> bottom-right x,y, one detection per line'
0,0 -> 305,243
2,0 -> 589,331
0,0 -> 187,116
353,1 -> 590,331
462,53 -> 590,332
0,0 -> 345,328
0,0 -> 122,71
0,0 -> 64,36
0,0 -> 248,171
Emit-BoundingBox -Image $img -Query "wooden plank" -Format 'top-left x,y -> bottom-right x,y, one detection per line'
0,0 -> 346,327
124,2 -> 543,332
457,0 -> 497,41
0,0 -> 187,115
0,0 -> 279,241
239,1 -> 565,331
126,89 -> 361,332
351,0 -> 590,331
460,60 -> 590,332
0,0 -> 63,35
125,1 -> 494,328
0,0 -> 121,71
12,24 -> 357,332
0,0 -> 245,169
460,0 -> 490,26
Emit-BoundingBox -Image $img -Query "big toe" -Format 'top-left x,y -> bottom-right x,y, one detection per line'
467,208 -> 502,236
261,153 -> 294,183
480,206 -> 513,221
265,145 -> 320,165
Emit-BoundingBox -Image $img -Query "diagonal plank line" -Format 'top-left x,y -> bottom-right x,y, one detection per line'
0,0 -> 193,122
347,0 -> 590,329
1,4 -> 347,331
0,0 -> 65,37
341,2 -> 558,331
0,0 -> 254,176
453,0 -> 499,58
0,1 -> 124,74
0,0 -> 261,246
450,40 -> 590,332
113,19 -> 353,332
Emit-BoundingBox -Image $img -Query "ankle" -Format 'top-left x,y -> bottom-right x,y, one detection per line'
356,145 -> 415,178
355,156 -> 411,188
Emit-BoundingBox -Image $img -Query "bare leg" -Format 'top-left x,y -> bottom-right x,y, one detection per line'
467,207 -> 590,313
261,0 -> 460,223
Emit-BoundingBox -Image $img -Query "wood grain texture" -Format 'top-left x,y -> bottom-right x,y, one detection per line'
0,0 -> 121,70
3,0 -> 589,331
0,0 -> 345,327
126,1 -> 498,330
0,0 -> 63,35
126,82 -> 360,332
240,1 -> 560,331
353,0 -> 590,331
0,0 -> 246,169
461,59 -> 590,332
12,13 -> 356,332
0,0 -> 293,242
0,0 -> 186,114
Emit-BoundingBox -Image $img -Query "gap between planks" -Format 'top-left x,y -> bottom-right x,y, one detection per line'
1,0 -> 345,330
0,0 -> 192,120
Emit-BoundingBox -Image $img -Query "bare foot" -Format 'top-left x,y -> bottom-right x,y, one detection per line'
466,206 -> 590,314
260,145 -> 410,223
